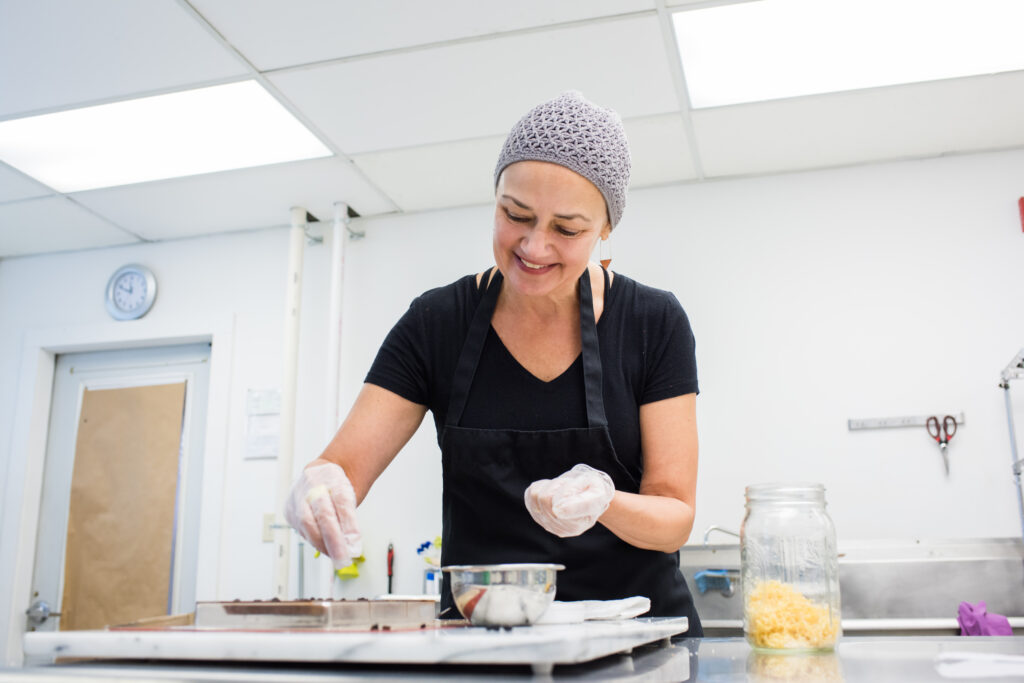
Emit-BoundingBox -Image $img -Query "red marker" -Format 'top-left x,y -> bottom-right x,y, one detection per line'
387,543 -> 394,594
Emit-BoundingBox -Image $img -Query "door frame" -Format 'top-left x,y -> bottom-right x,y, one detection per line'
0,316 -> 235,666
34,344 -> 212,630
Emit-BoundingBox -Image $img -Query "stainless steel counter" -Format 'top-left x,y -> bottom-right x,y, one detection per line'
681,537 -> 1024,637
3,636 -> 1024,681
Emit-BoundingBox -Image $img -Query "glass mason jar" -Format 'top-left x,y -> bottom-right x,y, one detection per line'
741,483 -> 841,652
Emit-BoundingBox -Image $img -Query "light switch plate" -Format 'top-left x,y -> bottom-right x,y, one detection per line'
262,513 -> 274,543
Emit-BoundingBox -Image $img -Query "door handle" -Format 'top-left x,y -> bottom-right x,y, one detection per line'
26,600 -> 61,626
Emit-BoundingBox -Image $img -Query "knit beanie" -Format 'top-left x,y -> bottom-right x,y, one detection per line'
494,91 -> 631,228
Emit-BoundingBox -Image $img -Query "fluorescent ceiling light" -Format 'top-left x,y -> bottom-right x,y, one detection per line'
0,80 -> 332,192
673,0 -> 1024,108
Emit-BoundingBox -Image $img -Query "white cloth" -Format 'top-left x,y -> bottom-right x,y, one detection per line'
935,652 -> 1024,679
535,596 -> 651,625
524,463 -> 615,538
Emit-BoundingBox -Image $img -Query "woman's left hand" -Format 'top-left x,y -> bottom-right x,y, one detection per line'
524,464 -> 615,537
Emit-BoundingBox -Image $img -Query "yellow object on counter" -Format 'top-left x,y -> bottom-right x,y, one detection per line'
745,580 -> 839,650
311,550 -> 366,580
335,555 -> 365,580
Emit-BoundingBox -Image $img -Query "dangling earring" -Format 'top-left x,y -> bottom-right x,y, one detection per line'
599,235 -> 612,269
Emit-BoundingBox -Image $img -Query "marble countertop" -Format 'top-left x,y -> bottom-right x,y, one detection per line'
7,634 -> 1024,681
19,617 -> 690,677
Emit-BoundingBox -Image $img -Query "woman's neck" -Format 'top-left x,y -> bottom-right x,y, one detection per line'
497,276 -> 580,324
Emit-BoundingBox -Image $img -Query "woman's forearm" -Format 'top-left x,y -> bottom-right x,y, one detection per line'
598,490 -> 695,552
315,384 -> 427,505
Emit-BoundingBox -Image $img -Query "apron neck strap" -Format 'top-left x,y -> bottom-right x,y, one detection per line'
446,267 -> 608,429
445,268 -> 501,427
578,267 -> 608,429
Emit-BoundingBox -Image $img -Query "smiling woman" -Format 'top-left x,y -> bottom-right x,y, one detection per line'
284,91 -> 703,635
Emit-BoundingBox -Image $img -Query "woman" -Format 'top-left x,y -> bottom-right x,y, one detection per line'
285,91 -> 702,634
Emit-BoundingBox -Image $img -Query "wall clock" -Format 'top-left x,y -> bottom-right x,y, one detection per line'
105,264 -> 157,320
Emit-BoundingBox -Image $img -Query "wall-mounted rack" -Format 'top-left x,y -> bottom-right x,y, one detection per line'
847,412 -> 966,431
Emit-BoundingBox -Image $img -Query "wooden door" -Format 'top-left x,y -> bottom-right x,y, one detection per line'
29,343 -> 210,632
59,382 -> 186,630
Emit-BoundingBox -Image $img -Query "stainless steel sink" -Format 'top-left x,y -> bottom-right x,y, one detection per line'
680,536 -> 1024,636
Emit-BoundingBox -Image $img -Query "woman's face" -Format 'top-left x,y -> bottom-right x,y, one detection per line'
493,160 -> 610,301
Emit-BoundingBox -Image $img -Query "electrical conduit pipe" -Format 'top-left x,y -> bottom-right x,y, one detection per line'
323,202 -> 350,598
273,207 -> 307,599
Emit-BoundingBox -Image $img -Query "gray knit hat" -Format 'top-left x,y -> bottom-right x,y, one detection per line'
494,91 -> 631,228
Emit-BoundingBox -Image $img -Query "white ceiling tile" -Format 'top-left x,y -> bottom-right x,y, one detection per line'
0,196 -> 137,257
624,114 -> 699,187
193,0 -> 655,71
0,163 -> 53,203
694,71 -> 1024,177
0,0 -> 249,118
69,158 -> 397,241
352,137 -> 504,213
269,15 -> 679,154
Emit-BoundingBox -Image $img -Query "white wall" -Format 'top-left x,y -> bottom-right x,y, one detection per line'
619,150 -> 1024,540
2,148 -> 1023,643
0,228 -> 302,607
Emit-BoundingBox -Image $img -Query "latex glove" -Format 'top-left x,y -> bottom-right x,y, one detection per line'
524,463 -> 615,538
284,462 -> 362,569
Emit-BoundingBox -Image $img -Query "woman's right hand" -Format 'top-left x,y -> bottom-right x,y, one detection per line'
284,461 -> 362,569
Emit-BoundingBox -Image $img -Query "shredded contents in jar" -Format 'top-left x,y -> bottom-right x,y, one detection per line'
745,580 -> 838,649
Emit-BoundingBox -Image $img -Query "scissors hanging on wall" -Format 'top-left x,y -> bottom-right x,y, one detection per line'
926,415 -> 958,475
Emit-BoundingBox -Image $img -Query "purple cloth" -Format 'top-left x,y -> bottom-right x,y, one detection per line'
958,601 -> 1013,636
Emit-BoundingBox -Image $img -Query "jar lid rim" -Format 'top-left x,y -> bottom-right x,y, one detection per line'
745,482 -> 825,492
745,482 -> 827,501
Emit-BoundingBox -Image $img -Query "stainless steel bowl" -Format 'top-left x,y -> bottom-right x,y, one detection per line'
442,563 -> 565,627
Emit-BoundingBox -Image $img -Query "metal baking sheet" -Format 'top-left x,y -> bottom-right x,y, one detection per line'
191,599 -> 439,630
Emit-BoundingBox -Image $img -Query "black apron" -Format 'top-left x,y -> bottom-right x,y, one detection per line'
439,267 -> 702,635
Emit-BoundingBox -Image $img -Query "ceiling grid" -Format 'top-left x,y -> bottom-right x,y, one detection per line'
0,0 -> 1022,257
654,0 -> 705,180
175,0 -> 401,218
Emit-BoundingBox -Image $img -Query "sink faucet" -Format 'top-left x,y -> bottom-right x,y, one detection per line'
694,526 -> 741,597
702,525 -> 740,545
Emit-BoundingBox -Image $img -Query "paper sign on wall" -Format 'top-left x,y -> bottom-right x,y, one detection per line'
244,389 -> 280,460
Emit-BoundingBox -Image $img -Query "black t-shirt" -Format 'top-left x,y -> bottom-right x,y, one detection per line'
365,269 -> 698,485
